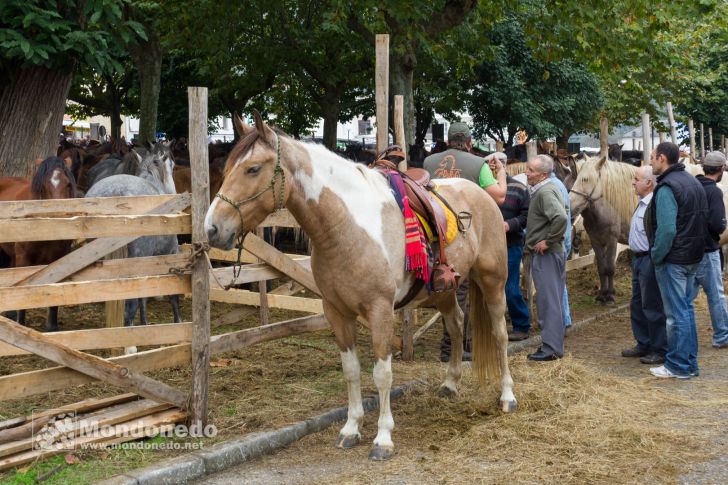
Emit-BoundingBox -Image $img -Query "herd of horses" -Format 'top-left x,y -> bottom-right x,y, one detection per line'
1,121 -> 721,460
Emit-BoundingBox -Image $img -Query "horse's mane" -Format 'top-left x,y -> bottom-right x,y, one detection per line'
224,126 -> 289,177
32,156 -> 77,199
580,157 -> 637,224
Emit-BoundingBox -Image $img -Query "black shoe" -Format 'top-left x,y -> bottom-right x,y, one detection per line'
508,331 -> 529,341
639,353 -> 665,365
527,349 -> 560,361
440,351 -> 472,362
440,354 -> 450,363
621,346 -> 649,358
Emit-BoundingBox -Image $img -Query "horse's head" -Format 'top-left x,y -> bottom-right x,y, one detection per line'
608,143 -> 623,161
205,111 -> 290,249
31,156 -> 77,200
135,142 -> 176,195
569,156 -> 606,219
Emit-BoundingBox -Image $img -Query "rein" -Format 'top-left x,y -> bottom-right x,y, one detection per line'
215,133 -> 286,280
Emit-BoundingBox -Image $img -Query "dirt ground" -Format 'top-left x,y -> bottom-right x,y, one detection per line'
1,256 -> 728,484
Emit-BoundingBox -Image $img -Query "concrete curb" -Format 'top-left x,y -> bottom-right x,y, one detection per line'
97,305 -> 628,484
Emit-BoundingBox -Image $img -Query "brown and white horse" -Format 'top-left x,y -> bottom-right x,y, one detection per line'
204,113 -> 516,460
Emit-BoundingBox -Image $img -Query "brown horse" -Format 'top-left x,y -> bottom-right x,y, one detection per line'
0,156 -> 77,330
204,113 -> 516,460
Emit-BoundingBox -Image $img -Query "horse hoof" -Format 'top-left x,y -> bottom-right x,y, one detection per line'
335,433 -> 360,449
368,445 -> 394,461
437,384 -> 458,398
124,346 -> 138,355
500,399 -> 518,413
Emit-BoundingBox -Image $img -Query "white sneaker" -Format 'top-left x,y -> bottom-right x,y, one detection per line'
650,365 -> 690,380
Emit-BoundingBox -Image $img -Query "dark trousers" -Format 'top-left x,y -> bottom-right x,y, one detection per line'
506,244 -> 530,332
631,254 -> 668,355
440,278 -> 471,357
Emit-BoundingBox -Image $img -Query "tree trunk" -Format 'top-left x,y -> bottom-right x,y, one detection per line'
321,97 -> 341,151
390,53 -> 415,148
111,98 -> 123,140
129,28 -> 162,144
556,130 -> 571,151
0,65 -> 73,178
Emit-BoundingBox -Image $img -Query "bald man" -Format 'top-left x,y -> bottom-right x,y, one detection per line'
622,165 -> 667,364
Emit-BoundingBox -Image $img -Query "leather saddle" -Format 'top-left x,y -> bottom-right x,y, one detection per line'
372,147 -> 460,292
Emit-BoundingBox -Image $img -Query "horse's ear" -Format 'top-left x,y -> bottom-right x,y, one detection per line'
64,157 -> 73,169
233,113 -> 252,137
131,149 -> 143,163
35,158 -> 44,166
252,109 -> 276,146
597,156 -> 607,170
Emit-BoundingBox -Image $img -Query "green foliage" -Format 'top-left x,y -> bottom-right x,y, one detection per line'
467,15 -> 602,144
0,0 -> 145,73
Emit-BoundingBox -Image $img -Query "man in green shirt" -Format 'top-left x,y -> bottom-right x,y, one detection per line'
524,154 -> 568,361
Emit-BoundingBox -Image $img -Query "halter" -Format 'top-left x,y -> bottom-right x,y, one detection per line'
569,172 -> 602,205
215,133 -> 286,280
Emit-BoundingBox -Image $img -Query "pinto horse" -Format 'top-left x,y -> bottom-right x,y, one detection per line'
0,157 -> 77,330
205,112 -> 516,460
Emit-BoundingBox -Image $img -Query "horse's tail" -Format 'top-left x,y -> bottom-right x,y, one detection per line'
469,280 -> 501,388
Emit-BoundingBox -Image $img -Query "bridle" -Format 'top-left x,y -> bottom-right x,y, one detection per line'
569,172 -> 601,206
215,133 -> 286,279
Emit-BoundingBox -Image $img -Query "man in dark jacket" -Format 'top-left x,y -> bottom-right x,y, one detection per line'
646,142 -> 708,379
691,151 -> 728,349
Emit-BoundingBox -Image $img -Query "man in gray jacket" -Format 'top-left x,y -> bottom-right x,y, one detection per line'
524,155 -> 569,361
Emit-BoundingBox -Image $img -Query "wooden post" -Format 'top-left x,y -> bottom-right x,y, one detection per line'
188,87 -> 211,430
599,117 -> 609,159
688,119 -> 696,159
666,102 -> 677,144
700,123 -> 706,159
393,95 -> 408,171
375,34 -> 389,154
105,247 -> 126,356
495,140 -> 504,152
256,228 -> 270,327
526,140 -> 537,160
393,94 -> 416,361
709,127 -> 714,151
641,113 -> 651,166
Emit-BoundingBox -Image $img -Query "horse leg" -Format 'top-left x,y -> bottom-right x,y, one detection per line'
591,243 -> 608,303
323,301 -> 363,451
124,299 -> 139,354
473,269 -> 517,413
139,298 -> 148,325
436,291 -> 464,397
364,301 -> 396,461
44,306 -> 59,332
604,241 -> 618,304
169,295 -> 182,323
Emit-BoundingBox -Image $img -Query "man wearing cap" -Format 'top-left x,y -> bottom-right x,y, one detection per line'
646,142 -> 708,379
423,121 -> 508,361
691,151 -> 728,349
622,166 -> 667,364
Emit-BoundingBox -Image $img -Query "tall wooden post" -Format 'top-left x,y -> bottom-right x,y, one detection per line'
375,34 -> 389,154
688,119 -> 696,159
658,132 -> 666,143
641,113 -> 651,166
188,87 -> 211,430
666,102 -> 677,144
700,123 -> 706,159
394,95 -> 416,360
599,117 -> 609,159
495,140 -> 504,152
526,140 -> 537,160
709,127 -> 714,152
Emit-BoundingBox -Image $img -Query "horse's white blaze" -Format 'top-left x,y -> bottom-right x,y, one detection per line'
298,144 -> 395,260
204,196 -> 221,233
339,348 -> 363,438
233,147 -> 254,167
372,355 -> 394,449
50,169 -> 62,188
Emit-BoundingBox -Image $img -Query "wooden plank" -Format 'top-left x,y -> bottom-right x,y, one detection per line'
12,193 -> 191,287
205,246 -> 308,264
209,258 -> 311,288
0,323 -> 192,357
210,314 -> 329,355
0,194 -> 186,219
0,275 -> 191,312
0,315 -> 188,409
210,288 -> 324,313
105,247 -> 126,357
211,281 -> 304,328
0,253 -> 191,287
375,34 -> 389,153
412,312 -> 442,344
256,228 -> 270,327
242,233 -> 320,294
0,213 -> 190,243
0,344 -> 190,401
188,85 -> 211,430
566,253 -> 596,272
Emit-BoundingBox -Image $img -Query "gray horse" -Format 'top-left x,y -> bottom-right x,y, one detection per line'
86,143 -> 181,331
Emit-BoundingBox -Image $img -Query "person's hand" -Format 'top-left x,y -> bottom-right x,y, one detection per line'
503,221 -> 510,232
533,240 -> 548,254
488,156 -> 504,173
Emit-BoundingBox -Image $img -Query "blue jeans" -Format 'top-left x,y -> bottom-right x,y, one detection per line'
690,251 -> 728,346
506,245 -> 530,333
654,262 -> 699,376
